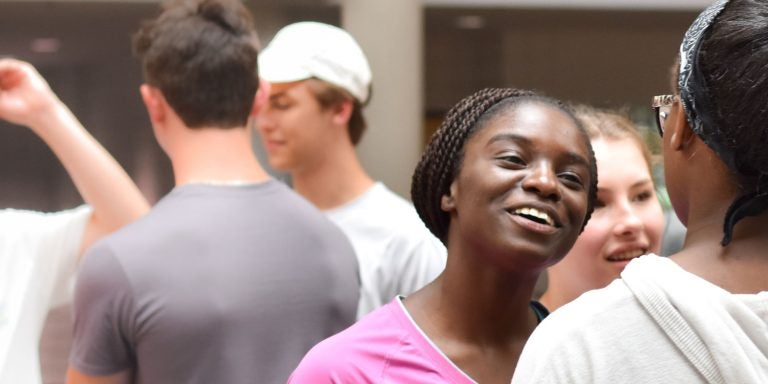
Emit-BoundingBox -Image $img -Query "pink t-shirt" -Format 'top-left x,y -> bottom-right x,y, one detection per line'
287,297 -> 477,383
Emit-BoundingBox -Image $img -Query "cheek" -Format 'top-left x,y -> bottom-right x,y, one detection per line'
565,191 -> 590,228
571,215 -> 613,257
639,203 -> 666,253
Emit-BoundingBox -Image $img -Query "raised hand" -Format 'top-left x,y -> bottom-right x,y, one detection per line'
0,58 -> 59,130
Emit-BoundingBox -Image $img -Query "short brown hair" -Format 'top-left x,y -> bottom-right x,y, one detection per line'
133,0 -> 260,129
305,79 -> 368,145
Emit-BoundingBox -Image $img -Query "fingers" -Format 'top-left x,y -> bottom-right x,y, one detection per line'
0,59 -> 59,129
0,58 -> 31,91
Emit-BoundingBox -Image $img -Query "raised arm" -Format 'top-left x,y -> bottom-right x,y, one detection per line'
0,58 -> 149,255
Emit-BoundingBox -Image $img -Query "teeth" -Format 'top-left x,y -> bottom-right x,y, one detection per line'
609,249 -> 646,261
514,207 -> 554,226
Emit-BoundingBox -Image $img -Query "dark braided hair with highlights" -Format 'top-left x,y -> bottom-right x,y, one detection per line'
687,0 -> 768,245
411,88 -> 598,245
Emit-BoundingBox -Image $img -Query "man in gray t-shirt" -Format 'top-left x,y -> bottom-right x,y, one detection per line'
70,183 -> 357,383
65,1 -> 359,383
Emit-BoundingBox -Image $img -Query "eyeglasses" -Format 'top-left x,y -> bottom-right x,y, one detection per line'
651,95 -> 677,137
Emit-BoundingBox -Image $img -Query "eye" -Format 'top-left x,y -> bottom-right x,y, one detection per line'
496,153 -> 526,167
633,190 -> 654,203
558,172 -> 584,189
270,98 -> 292,110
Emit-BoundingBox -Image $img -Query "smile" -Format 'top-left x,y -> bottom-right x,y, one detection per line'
606,249 -> 646,262
513,207 -> 557,227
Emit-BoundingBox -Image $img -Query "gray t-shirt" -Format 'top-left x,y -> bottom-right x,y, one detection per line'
69,181 -> 359,384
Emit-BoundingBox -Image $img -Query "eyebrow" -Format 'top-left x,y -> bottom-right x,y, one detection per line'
486,133 -> 590,167
268,92 -> 289,102
596,179 -> 655,194
487,133 -> 530,147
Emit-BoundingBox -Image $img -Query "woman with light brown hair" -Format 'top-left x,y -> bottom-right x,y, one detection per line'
539,106 -> 664,311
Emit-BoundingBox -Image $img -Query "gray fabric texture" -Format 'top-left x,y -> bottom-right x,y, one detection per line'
69,181 -> 359,384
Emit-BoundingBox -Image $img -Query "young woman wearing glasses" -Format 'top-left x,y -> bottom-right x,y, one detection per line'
514,1 -> 768,382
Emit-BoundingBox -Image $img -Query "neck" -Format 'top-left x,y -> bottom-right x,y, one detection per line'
403,235 -> 545,383
291,143 -> 374,210
407,250 -> 541,345
671,162 -> 768,293
673,212 -> 768,294
167,125 -> 270,186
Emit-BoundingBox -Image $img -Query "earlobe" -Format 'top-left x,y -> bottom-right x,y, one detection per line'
440,182 -> 458,212
139,84 -> 165,123
331,99 -> 354,126
669,105 -> 695,151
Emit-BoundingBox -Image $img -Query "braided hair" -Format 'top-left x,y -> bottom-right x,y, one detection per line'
411,88 -> 598,244
686,0 -> 768,245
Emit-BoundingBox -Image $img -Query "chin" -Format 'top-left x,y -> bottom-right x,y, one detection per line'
266,159 -> 291,172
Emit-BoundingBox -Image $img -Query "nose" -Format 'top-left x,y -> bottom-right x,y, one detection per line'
613,200 -> 643,237
522,161 -> 561,202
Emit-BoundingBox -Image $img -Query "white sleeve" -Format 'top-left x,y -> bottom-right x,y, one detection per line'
0,206 -> 92,308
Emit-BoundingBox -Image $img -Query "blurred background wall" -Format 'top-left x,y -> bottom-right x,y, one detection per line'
0,0 -> 702,208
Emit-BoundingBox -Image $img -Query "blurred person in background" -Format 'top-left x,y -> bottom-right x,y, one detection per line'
66,2 -> 358,383
0,58 -> 148,384
257,21 -> 445,319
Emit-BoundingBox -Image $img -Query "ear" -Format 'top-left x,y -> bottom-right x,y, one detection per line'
139,84 -> 165,124
668,103 -> 696,151
330,98 -> 354,126
250,79 -> 271,116
440,181 -> 458,213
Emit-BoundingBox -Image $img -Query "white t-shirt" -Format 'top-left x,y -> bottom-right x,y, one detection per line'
513,255 -> 768,384
0,206 -> 91,384
325,182 -> 446,318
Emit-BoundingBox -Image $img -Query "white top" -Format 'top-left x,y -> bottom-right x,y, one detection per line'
325,182 -> 446,318
0,206 -> 91,384
513,255 -> 768,384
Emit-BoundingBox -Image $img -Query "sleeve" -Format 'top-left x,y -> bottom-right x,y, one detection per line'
0,206 -> 92,308
511,317 -> 597,384
384,230 -> 446,300
41,206 -> 92,307
287,332 -> 374,384
286,346 -> 353,384
69,241 -> 137,376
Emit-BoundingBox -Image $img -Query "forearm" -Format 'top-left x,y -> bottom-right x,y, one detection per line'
32,100 -> 149,252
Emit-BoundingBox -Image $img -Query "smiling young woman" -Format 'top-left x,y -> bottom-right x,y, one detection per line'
540,106 -> 664,312
287,88 -> 597,384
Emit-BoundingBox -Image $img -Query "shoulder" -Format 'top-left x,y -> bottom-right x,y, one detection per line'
532,278 -> 640,344
77,241 -> 132,294
513,280 -> 648,383
0,205 -> 91,233
348,184 -> 443,247
289,301 -> 411,382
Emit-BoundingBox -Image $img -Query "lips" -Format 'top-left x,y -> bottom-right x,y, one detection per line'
262,139 -> 285,152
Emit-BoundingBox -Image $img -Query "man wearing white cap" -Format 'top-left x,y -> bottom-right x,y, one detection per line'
257,21 -> 446,319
